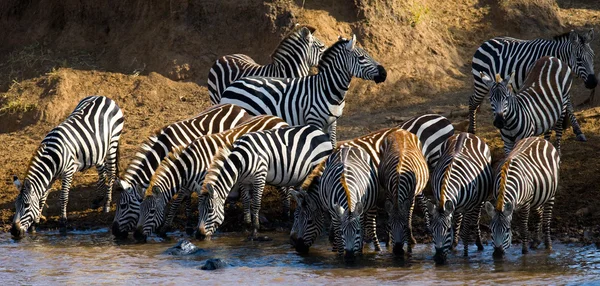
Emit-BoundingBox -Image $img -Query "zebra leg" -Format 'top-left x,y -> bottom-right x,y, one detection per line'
417,193 -> 431,233
184,194 -> 194,236
452,212 -> 463,250
566,97 -> 587,141
277,186 -> 292,220
407,197 -> 417,250
542,197 -> 555,250
530,207 -> 543,250
250,176 -> 267,239
543,130 -> 552,141
103,143 -> 119,213
332,219 -> 344,256
474,202 -> 484,251
240,185 -> 252,230
519,204 -> 531,254
468,94 -> 482,134
554,115 -> 565,156
366,208 -> 381,251
162,190 -> 187,236
329,121 -> 337,147
59,170 -> 75,234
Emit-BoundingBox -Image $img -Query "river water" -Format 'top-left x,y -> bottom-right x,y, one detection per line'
1,229 -> 599,285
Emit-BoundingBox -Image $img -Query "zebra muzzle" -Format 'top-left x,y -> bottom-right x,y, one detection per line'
374,65 -> 387,83
493,114 -> 505,129
293,238 -> 311,254
133,227 -> 147,243
493,247 -> 505,259
111,222 -> 129,239
585,74 -> 598,89
11,220 -> 25,239
393,242 -> 405,257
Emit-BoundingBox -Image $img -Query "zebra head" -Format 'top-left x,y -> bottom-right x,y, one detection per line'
274,24 -> 326,73
133,187 -> 165,242
335,202 -> 364,260
196,183 -> 226,241
567,29 -> 597,89
385,199 -> 412,257
290,188 -> 325,254
427,200 -> 455,264
485,201 -> 514,259
11,176 -> 42,239
112,179 -> 143,239
328,35 -> 387,84
481,72 -> 514,129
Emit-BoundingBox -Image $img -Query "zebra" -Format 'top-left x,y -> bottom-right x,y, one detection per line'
219,34 -> 387,146
379,130 -> 429,257
195,125 -> 333,240
481,56 -> 586,155
111,104 -> 252,238
132,115 -> 288,241
11,96 -> 124,239
318,146 -> 380,260
484,137 -> 560,259
290,114 -> 454,253
207,24 -> 326,104
427,132 -> 493,264
469,29 -> 597,134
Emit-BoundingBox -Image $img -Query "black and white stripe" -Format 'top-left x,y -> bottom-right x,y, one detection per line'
469,29 -> 597,134
427,132 -> 493,264
481,56 -> 585,155
195,125 -> 333,240
379,130 -> 429,257
218,35 -> 387,145
207,25 -> 326,104
12,96 -> 124,238
484,137 -> 560,258
111,104 -> 252,238
132,115 -> 288,241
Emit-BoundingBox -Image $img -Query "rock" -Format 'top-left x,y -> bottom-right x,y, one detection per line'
164,239 -> 203,255
576,208 -> 590,216
200,258 -> 230,270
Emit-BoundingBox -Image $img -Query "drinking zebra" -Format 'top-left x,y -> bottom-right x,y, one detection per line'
11,96 -> 124,238
469,29 -> 596,134
290,114 -> 454,253
218,35 -> 387,146
132,115 -> 288,241
207,24 -> 326,104
428,132 -> 493,264
195,125 -> 333,240
485,137 -> 560,259
319,146 -> 381,260
379,130 -> 429,257
481,56 -> 585,155
112,104 -> 252,238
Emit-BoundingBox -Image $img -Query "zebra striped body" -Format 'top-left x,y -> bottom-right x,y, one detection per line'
469,29 -> 597,134
132,115 -> 288,241
379,130 -> 429,257
319,146 -> 380,259
11,96 -> 124,238
482,56 -> 585,155
290,115 -> 454,253
428,132 -> 492,264
196,125 -> 333,240
485,137 -> 560,258
219,35 -> 386,146
207,25 -> 326,104
112,104 -> 252,238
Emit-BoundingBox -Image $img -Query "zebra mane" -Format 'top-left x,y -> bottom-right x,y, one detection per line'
386,131 -> 407,175
271,24 -> 317,59
203,147 -> 233,187
439,161 -> 453,210
25,143 -> 47,177
145,145 -> 186,197
301,159 -> 327,190
496,158 -> 512,212
340,166 -> 352,212
319,38 -> 350,70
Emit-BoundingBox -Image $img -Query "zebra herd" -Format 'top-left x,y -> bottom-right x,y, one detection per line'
9,25 -> 597,264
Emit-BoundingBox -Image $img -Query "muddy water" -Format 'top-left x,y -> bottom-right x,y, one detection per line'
1,230 -> 599,285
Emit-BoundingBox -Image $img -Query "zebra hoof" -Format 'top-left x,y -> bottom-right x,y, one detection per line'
576,134 -> 588,142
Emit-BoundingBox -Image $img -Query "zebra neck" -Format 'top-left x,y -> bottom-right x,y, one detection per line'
147,159 -> 187,200
531,39 -> 571,63
314,68 -> 351,105
272,55 -> 309,78
25,148 -> 63,198
209,154 -> 242,201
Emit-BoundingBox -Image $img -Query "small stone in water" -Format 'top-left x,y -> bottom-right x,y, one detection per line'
164,239 -> 203,255
200,258 -> 229,270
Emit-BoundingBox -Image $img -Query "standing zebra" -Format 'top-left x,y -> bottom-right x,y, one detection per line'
290,114 -> 454,253
207,24 -> 326,104
485,137 -> 560,259
482,56 -> 585,155
469,29 -> 597,134
219,35 -> 386,145
379,130 -> 429,257
195,125 -> 333,240
319,146 -> 381,259
112,104 -> 252,238
133,115 -> 288,241
427,132 -> 493,264
11,96 -> 124,238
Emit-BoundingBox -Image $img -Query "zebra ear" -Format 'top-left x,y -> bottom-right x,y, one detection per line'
152,186 -> 161,196
426,201 -> 436,215
354,202 -> 364,217
23,179 -> 31,191
13,175 -> 22,191
443,200 -> 454,214
333,203 -> 344,218
345,34 -> 356,51
503,71 -> 514,85
569,30 -> 580,43
484,201 -> 495,217
299,26 -> 313,41
503,202 -> 514,216
585,28 -> 594,42
206,184 -> 216,199
480,72 -> 494,88
384,200 -> 394,213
